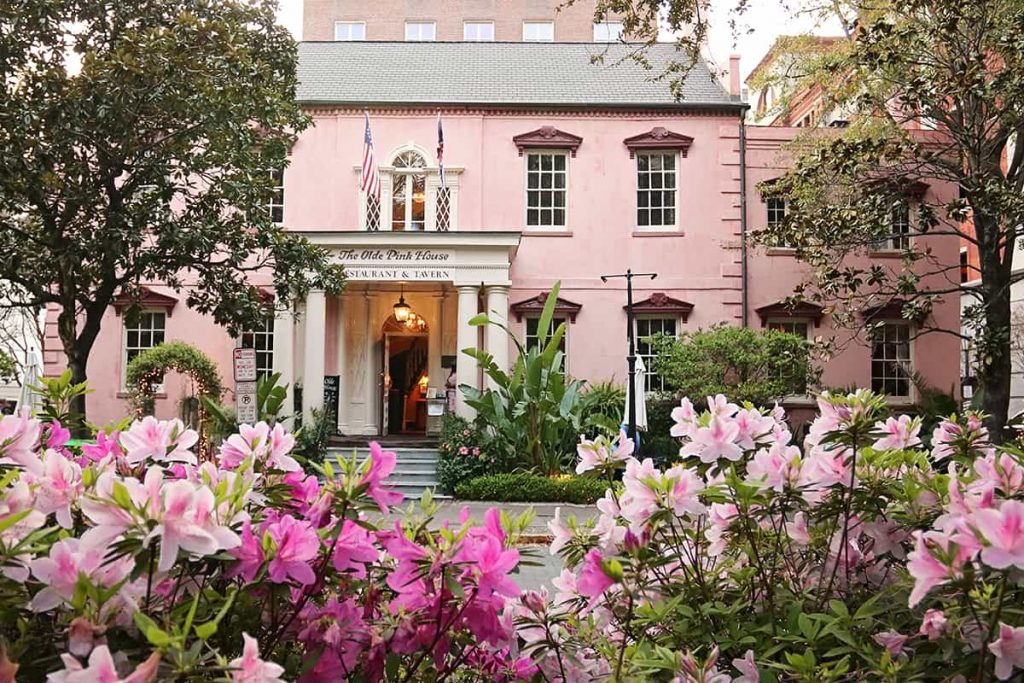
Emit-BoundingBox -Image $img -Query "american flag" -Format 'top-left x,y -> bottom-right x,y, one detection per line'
361,112 -> 381,201
437,112 -> 445,189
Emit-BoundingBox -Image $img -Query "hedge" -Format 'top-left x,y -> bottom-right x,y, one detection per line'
454,473 -> 609,505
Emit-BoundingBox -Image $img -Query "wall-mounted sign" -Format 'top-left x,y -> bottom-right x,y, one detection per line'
335,248 -> 454,281
236,380 -> 257,424
233,347 -> 257,382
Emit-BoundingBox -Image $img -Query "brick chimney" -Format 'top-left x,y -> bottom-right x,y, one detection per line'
729,54 -> 741,97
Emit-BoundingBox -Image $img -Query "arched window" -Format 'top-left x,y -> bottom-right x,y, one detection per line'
391,151 -> 427,231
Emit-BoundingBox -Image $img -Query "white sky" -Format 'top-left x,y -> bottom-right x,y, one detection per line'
273,0 -> 846,82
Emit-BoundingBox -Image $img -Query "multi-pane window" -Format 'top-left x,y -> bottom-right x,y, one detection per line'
636,152 -> 677,229
269,168 -> 284,224
334,22 -> 365,40
124,311 -> 166,386
636,317 -> 677,392
593,21 -> 623,41
871,322 -> 912,398
240,317 -> 275,381
526,316 -> 568,364
436,187 -> 451,232
526,152 -> 567,229
767,197 -> 786,229
405,22 -> 435,41
767,319 -> 809,340
875,202 -> 911,250
365,193 -> 381,231
523,21 -> 554,41
391,151 -> 427,231
464,21 -> 494,41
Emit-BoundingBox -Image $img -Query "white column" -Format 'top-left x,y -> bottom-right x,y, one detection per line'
483,284 -> 511,391
272,305 -> 295,428
302,290 -> 326,425
335,295 -> 346,433
455,284 -> 480,419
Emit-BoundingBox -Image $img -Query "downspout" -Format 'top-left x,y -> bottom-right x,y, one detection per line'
739,115 -> 749,328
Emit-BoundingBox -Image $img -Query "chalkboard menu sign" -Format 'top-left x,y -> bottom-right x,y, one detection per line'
322,376 -> 340,434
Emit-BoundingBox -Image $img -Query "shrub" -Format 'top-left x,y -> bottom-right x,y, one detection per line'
293,406 -> 335,464
649,324 -> 820,406
455,472 -> 608,504
436,413 -> 497,493
579,380 -> 626,439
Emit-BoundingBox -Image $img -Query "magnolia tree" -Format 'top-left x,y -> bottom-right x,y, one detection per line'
2,387 -> 1024,681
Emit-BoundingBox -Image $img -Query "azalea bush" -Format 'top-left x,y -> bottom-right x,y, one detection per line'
436,414 -> 498,493
527,391 -> 1024,682
0,408 -> 535,680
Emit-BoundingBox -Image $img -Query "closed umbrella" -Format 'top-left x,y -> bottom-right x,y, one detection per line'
16,350 -> 41,415
623,356 -> 649,435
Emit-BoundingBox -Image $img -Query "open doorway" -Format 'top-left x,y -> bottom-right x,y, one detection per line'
381,314 -> 429,436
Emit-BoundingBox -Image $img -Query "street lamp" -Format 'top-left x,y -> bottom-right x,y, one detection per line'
601,268 -> 657,448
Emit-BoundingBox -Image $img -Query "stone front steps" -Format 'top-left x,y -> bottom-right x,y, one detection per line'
325,445 -> 449,500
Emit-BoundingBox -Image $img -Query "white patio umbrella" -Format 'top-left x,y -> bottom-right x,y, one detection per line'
623,355 -> 648,433
16,350 -> 41,415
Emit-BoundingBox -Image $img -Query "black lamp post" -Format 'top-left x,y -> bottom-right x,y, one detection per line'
601,268 -> 657,446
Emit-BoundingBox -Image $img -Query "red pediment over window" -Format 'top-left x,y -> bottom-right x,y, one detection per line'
512,126 -> 584,157
868,177 -> 931,200
112,286 -> 178,317
755,301 -> 825,327
623,127 -> 694,158
257,286 -> 276,304
860,298 -> 925,323
628,293 -> 694,321
510,292 -> 583,323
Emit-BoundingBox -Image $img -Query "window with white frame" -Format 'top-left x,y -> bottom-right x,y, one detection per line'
871,322 -> 912,398
874,201 -> 911,250
636,317 -> 677,392
269,168 -> 284,224
523,21 -> 554,41
464,21 -> 494,41
593,21 -> 623,41
391,151 -> 427,231
405,22 -> 435,41
124,311 -> 166,387
362,148 -> 455,231
766,319 -> 809,340
526,316 -> 568,365
765,196 -> 791,247
334,22 -> 365,40
526,152 -> 567,229
240,316 -> 275,380
636,152 -> 677,229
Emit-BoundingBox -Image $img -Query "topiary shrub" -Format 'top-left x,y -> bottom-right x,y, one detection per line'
454,473 -> 608,504
436,413 -> 497,493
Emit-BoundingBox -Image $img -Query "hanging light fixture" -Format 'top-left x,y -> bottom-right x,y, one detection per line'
393,284 -> 412,322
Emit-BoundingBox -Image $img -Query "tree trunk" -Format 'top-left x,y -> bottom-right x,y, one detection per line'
974,210 -> 1013,443
56,303 -> 103,436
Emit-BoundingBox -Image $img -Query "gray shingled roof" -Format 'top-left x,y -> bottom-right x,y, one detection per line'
296,41 -> 740,108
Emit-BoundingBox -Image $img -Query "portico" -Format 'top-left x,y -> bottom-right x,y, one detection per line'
274,231 -> 520,434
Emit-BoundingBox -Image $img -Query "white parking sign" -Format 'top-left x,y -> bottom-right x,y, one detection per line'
236,380 -> 258,424
233,347 -> 258,382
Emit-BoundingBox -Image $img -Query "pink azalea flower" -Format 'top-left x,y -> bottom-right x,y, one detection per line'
81,430 -> 122,464
990,623 -> 1024,681
680,416 -> 744,464
332,519 -> 378,578
0,411 -> 41,468
548,508 -> 573,555
551,567 -> 578,606
219,422 -> 299,472
972,453 -> 1024,497
228,633 -> 286,682
148,480 -> 239,572
120,417 -> 198,466
706,394 -> 739,418
670,397 -> 697,437
575,431 -> 634,475
359,442 -> 404,513
265,515 -> 320,585
46,421 -> 71,451
382,523 -> 429,611
30,539 -> 107,611
787,512 -> 811,545
873,630 -> 909,655
872,415 -> 922,451
906,530 -> 968,607
227,520 -> 266,583
919,609 -> 947,640
457,534 -> 520,599
747,444 -> 802,491
459,446 -> 468,455
47,645 -> 160,683
26,449 -> 83,528
620,457 -> 661,529
732,650 -> 759,683
973,500 -> 1024,570
0,479 -> 47,552
576,549 -> 616,602
663,464 -> 706,516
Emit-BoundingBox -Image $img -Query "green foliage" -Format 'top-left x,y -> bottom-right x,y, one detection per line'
650,325 -> 819,407
124,342 -> 223,415
29,368 -> 91,426
579,380 -> 626,439
294,408 -> 334,464
454,473 -> 609,505
461,282 -> 586,475
0,0 -> 345,422
202,372 -> 290,441
0,349 -> 16,384
643,400 -> 679,467
436,414 -> 497,494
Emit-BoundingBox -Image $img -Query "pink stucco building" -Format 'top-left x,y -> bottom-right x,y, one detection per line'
44,38 -> 961,432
